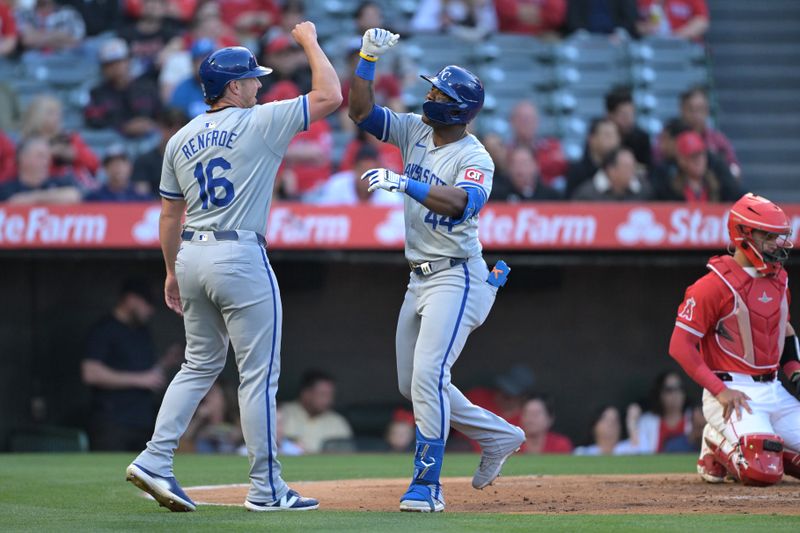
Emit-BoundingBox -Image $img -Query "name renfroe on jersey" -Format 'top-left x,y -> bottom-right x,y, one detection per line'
158,95 -> 309,235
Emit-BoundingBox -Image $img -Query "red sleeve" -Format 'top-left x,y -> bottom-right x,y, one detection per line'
669,326 -> 727,395
674,275 -> 723,338
0,132 -> 16,182
493,0 -> 520,29
70,134 -> 100,175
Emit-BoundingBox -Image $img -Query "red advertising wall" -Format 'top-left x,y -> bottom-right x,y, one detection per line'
1,202 -> 798,250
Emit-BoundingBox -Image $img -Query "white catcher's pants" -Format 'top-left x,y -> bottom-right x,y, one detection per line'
702,372 -> 800,452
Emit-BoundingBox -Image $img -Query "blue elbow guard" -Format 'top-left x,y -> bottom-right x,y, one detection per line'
357,105 -> 390,141
404,178 -> 430,203
452,186 -> 486,224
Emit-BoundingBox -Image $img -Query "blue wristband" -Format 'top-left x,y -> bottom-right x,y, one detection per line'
355,57 -> 376,81
404,179 -> 430,203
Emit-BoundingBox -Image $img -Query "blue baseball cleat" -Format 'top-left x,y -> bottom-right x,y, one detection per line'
126,463 -> 196,512
245,489 -> 319,511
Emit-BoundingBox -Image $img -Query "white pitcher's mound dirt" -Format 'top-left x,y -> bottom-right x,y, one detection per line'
185,474 -> 800,514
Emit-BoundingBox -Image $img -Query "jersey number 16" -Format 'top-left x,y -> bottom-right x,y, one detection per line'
194,157 -> 236,209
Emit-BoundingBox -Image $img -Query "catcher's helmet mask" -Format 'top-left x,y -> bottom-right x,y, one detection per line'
421,65 -> 484,125
199,46 -> 273,102
727,193 -> 793,275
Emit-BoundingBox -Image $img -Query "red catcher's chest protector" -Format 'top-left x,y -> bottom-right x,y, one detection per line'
707,255 -> 789,370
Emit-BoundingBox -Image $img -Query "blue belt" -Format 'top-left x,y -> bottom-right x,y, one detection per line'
181,229 -> 266,247
409,258 -> 467,276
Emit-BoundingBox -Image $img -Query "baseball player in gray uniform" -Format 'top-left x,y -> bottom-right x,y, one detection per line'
349,28 -> 525,512
125,22 -> 342,512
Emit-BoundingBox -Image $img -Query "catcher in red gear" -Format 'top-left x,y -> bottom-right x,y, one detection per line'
669,193 -> 800,486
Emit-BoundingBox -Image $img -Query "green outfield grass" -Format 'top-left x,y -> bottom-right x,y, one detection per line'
1,453 -> 798,532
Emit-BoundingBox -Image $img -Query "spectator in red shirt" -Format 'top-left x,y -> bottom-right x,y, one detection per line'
0,129 -> 16,182
652,130 -> 740,202
680,87 -> 740,179
218,0 -> 280,48
508,100 -> 568,189
0,136 -> 81,203
0,0 -> 18,57
519,395 -> 573,454
22,94 -> 100,190
494,0 -> 566,37
637,0 -> 709,41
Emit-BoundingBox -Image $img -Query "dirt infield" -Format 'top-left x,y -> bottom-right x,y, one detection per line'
185,474 -> 800,514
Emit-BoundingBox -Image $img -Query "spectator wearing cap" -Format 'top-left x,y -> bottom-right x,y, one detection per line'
680,87 -> 740,179
16,0 -> 85,54
21,94 -> 100,190
131,108 -> 188,196
86,145 -> 153,202
117,0 -> 183,79
0,0 -> 18,57
303,144 -> 403,206
572,147 -> 652,201
493,145 -> 562,202
494,0 -> 566,37
0,136 -> 81,203
519,395 -> 573,454
507,100 -> 568,190
636,0 -> 709,41
85,38 -> 162,137
257,33 -> 312,97
169,38 -> 216,119
605,87 -> 652,171
652,131 -> 740,202
81,279 -> 184,451
565,117 -> 621,197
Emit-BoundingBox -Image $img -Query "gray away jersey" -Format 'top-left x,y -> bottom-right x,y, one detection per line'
159,95 -> 310,234
381,109 -> 494,263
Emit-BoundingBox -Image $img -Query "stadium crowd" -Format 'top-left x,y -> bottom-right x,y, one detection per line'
0,0 -> 739,206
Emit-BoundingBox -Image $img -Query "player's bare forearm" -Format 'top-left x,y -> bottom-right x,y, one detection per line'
294,22 -> 342,122
675,17 -> 709,40
420,185 -> 468,218
348,76 -> 375,123
159,198 -> 185,276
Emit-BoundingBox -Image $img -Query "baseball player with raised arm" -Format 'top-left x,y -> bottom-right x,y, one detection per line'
348,29 -> 525,512
125,22 -> 342,512
669,193 -> 800,486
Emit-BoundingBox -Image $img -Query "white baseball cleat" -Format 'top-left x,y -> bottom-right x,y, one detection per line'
472,426 -> 526,490
126,463 -> 197,512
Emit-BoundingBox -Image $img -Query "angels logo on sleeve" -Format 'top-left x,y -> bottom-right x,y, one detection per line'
464,168 -> 484,184
678,297 -> 696,321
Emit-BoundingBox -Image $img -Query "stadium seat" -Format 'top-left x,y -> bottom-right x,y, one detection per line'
9,425 -> 89,452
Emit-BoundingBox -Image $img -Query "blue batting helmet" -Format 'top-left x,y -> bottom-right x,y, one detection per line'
421,65 -> 484,125
199,46 -> 273,100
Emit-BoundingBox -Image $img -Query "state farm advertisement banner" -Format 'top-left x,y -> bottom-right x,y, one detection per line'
1,202 -> 799,250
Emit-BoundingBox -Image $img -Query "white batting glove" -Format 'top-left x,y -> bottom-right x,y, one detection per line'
360,168 -> 407,193
360,28 -> 400,61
